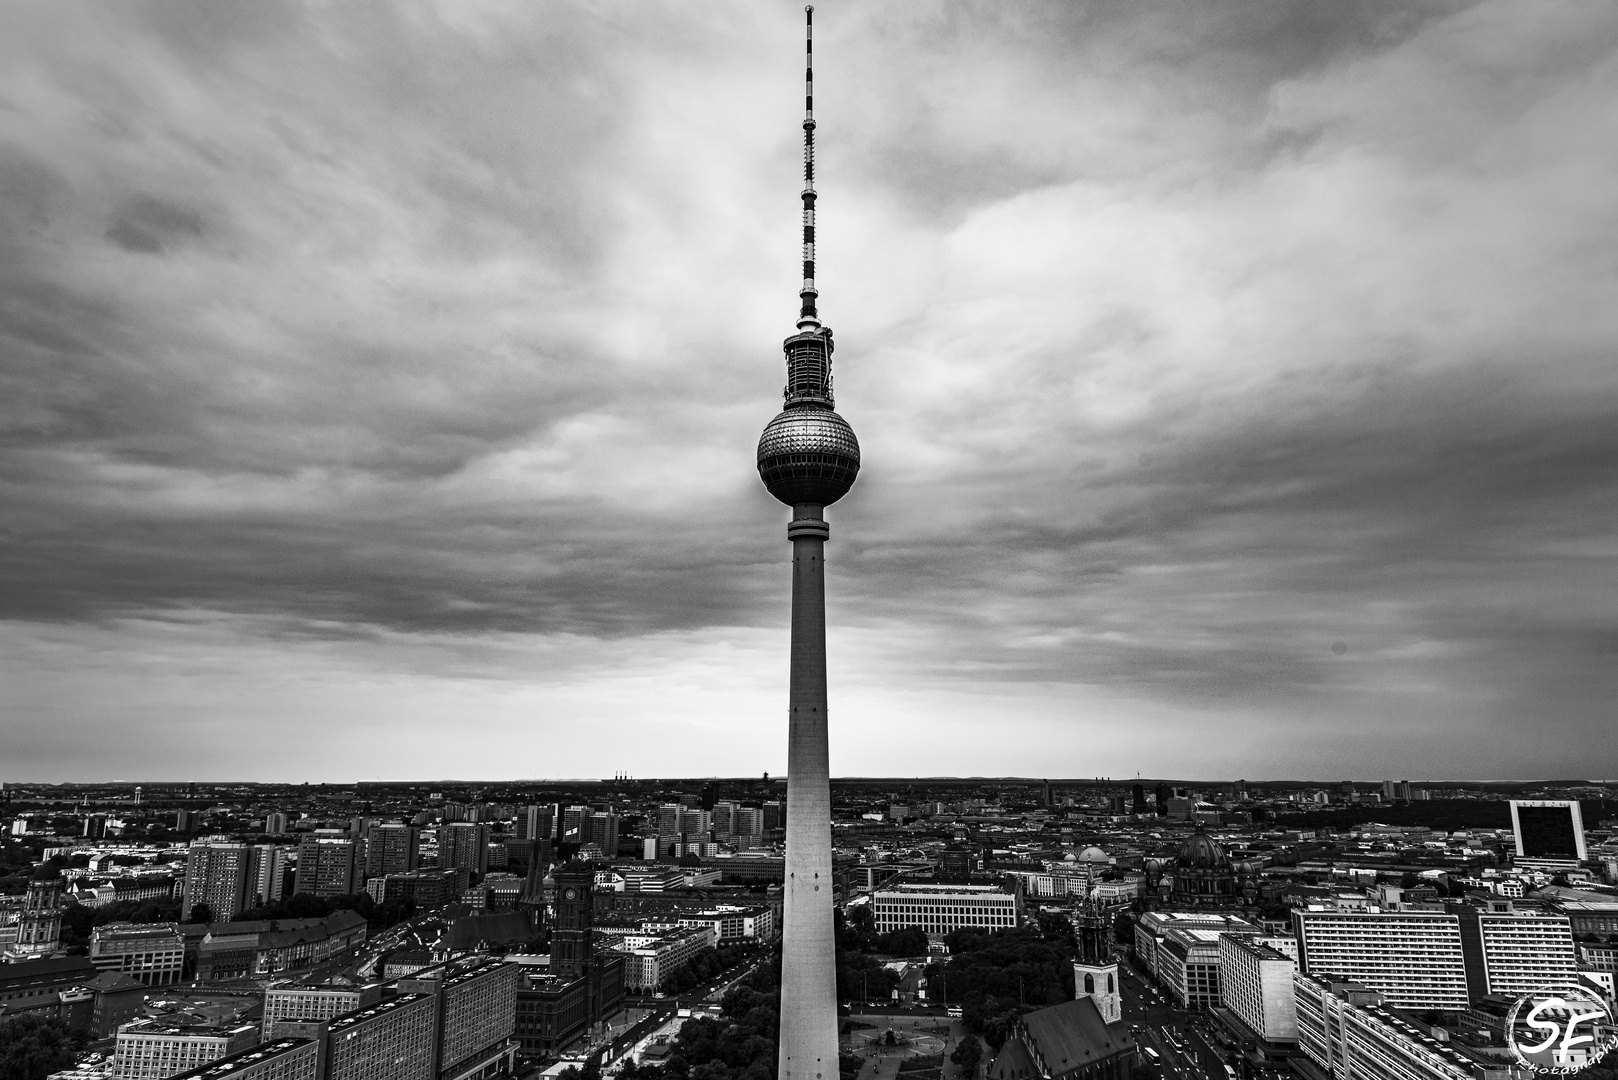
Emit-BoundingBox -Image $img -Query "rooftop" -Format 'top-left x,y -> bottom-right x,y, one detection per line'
169,1039 -> 313,1078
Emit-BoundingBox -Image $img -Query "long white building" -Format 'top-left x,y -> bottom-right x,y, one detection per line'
1293,973 -> 1491,1080
1291,909 -> 1469,1011
870,883 -> 1022,936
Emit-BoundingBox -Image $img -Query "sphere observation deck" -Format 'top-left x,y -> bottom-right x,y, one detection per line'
757,406 -> 859,507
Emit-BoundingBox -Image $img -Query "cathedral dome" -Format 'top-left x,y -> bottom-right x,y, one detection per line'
1077,846 -> 1108,863
1177,829 -> 1231,869
757,406 -> 860,506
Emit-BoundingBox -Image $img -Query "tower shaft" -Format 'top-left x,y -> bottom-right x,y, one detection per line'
780,503 -> 837,1080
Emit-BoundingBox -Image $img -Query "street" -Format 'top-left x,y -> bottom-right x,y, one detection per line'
1118,965 -> 1236,1080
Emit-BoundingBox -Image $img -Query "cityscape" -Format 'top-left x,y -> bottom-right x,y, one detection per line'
1,779 -> 1616,1079
4,3 -> 1618,1080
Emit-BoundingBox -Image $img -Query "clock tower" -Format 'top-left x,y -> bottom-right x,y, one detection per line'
551,861 -> 595,979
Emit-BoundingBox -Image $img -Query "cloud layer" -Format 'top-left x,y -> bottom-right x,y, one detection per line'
2,0 -> 1615,780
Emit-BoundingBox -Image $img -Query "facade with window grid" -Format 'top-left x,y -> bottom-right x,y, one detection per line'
871,883 -> 1021,935
1291,909 -> 1469,1011
169,1038 -> 319,1080
111,1020 -> 259,1080
1451,900 -> 1576,1000
323,992 -> 436,1080
1218,934 -> 1298,1042
1294,973 -> 1484,1080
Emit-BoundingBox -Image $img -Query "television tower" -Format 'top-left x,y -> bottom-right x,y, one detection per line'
756,8 -> 859,1080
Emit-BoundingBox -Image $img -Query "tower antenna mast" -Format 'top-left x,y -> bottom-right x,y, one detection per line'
800,5 -> 819,329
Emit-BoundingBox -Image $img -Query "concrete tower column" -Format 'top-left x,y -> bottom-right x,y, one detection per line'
756,11 -> 860,1080
780,504 -> 837,1080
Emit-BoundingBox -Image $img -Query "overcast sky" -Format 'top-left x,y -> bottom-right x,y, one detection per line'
2,0 -> 1615,783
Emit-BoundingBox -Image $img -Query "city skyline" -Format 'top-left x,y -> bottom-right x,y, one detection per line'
4,1 -> 1618,782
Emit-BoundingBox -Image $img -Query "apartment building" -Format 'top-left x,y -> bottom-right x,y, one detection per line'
1291,909 -> 1469,1011
1218,935 -> 1298,1044
1293,973 -> 1497,1080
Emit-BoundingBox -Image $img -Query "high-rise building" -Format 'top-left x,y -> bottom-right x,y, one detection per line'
248,845 -> 291,908
1294,974 -> 1491,1080
1509,799 -> 1587,866
264,813 -> 288,836
755,14 -> 860,1080
1449,898 -> 1577,999
517,805 -> 555,843
183,841 -> 253,921
364,824 -> 420,880
396,958 -> 522,1080
294,837 -> 365,898
581,812 -> 619,859
439,822 -> 490,878
288,992 -> 438,1080
1291,909 -> 1468,1010
1218,934 -> 1298,1045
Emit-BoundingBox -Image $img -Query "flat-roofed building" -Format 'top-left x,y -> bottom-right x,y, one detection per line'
1449,898 -> 1577,1001
1509,799 -> 1586,868
363,825 -> 419,880
677,905 -> 774,944
1218,935 -> 1298,1045
168,1038 -> 317,1080
1133,912 -> 1257,981
1293,973 -> 1493,1080
293,837 -> 364,898
1291,909 -> 1468,1011
111,1017 -> 259,1080
283,992 -> 437,1080
182,843 -> 252,922
871,883 -> 1021,935
90,924 -> 186,987
606,926 -> 717,992
1158,927 -> 1243,1010
262,982 -> 383,1040
398,958 -> 520,1080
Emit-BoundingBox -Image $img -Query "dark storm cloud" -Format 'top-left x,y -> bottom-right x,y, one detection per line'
2,0 -> 1616,778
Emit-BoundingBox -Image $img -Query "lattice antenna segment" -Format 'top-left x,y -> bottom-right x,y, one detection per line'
798,5 -> 819,329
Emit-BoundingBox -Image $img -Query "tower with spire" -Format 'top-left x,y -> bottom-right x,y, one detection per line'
1072,892 -> 1122,1024
756,9 -> 859,1080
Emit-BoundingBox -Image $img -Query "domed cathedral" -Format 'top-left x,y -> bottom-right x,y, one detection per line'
1162,826 -> 1263,909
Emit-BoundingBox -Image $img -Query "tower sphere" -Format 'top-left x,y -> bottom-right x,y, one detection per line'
757,406 -> 860,506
